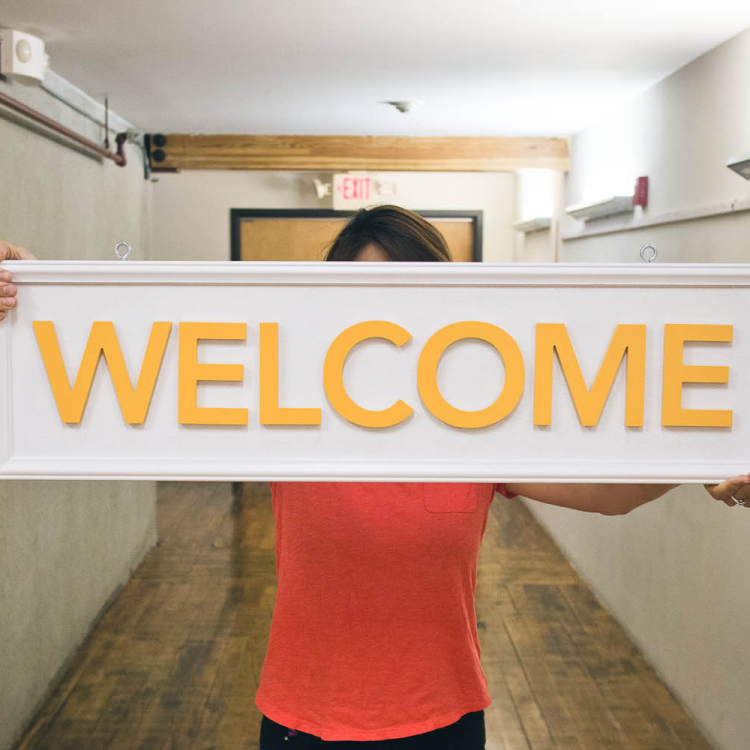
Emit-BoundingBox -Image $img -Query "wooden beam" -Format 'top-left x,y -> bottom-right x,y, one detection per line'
148,134 -> 569,172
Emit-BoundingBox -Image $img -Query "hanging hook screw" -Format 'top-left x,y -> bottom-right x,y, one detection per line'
639,244 -> 658,263
114,241 -> 132,261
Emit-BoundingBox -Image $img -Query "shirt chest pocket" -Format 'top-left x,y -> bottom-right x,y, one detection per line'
422,483 -> 478,513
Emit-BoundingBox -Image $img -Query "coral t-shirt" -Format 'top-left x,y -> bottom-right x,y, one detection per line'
254,481 -> 517,741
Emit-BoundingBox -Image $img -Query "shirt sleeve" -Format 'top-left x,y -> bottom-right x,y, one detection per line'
494,483 -> 518,499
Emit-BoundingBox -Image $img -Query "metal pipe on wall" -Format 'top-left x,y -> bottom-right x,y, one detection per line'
0,89 -> 127,166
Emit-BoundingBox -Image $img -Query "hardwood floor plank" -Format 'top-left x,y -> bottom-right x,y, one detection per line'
15,484 -> 713,749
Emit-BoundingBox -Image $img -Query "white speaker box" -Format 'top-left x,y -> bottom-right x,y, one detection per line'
0,29 -> 49,84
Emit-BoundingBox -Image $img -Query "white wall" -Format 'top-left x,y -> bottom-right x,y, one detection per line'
0,75 -> 157,750
0,82 -> 152,261
523,27 -> 750,750
564,36 -> 750,217
150,170 -> 515,262
512,169 -> 566,262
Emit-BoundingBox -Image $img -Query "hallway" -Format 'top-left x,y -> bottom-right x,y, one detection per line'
14,483 -> 712,749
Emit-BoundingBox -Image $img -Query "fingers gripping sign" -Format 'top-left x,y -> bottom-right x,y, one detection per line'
0,240 -> 36,322
704,474 -> 750,508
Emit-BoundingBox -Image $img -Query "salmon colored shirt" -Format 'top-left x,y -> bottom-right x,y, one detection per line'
254,481 -> 517,741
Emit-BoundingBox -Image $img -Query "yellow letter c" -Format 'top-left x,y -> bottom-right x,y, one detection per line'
324,321 -> 413,428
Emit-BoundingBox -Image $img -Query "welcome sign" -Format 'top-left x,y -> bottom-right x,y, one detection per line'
1,261 -> 748,482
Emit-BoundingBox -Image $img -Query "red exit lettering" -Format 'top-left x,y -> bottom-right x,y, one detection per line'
338,177 -> 371,201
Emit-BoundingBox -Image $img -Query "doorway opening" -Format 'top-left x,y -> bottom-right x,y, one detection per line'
230,208 -> 483,262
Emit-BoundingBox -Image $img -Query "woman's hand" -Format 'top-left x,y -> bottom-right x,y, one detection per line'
704,473 -> 750,508
0,241 -> 36,322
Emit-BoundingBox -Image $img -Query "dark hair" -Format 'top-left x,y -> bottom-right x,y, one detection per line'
325,205 -> 452,262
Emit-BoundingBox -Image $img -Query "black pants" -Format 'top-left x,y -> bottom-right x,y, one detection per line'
259,711 -> 486,749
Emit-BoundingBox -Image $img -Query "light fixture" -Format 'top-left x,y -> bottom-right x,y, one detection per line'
726,153 -> 750,180
0,29 -> 49,84
313,178 -> 331,199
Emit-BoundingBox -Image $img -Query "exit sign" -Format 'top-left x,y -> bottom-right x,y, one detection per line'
333,173 -> 395,209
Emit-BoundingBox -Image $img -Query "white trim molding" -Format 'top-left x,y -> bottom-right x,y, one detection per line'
5,259 -> 750,288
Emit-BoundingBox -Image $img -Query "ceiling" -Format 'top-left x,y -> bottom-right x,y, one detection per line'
3,0 -> 750,136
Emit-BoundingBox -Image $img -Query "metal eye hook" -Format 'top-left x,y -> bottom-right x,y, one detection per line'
639,244 -> 658,263
114,241 -> 132,261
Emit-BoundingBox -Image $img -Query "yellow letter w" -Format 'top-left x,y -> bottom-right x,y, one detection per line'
33,321 -> 172,424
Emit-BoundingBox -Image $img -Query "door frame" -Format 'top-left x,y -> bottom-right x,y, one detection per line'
230,208 -> 483,262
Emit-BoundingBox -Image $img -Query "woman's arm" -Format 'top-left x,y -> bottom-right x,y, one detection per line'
506,473 -> 750,515
504,482 -> 677,515
0,241 -> 36,322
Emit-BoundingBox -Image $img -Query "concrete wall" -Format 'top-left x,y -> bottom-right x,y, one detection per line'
150,170 -> 516,262
522,28 -> 750,750
0,74 -> 157,749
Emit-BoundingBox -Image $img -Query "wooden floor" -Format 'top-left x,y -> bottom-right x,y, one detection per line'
16,483 -> 712,750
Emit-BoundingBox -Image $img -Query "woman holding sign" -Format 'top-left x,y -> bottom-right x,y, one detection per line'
1,215 -> 748,750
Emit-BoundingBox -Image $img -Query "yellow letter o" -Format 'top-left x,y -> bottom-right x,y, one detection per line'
417,321 -> 524,428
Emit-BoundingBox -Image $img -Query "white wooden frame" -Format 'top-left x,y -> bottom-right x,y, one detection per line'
2,260 -> 749,483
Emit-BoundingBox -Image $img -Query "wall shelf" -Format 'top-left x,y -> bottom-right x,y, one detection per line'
566,195 -> 634,222
727,152 -> 750,180
561,194 -> 750,240
512,216 -> 551,233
